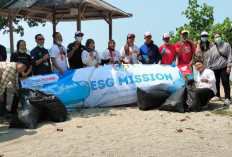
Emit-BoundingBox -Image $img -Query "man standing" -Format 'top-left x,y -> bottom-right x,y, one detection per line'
0,43 -> 7,114
159,33 -> 177,66
139,32 -> 161,64
49,32 -> 68,74
67,31 -> 85,69
208,33 -> 232,106
0,62 -> 27,116
30,34 -> 52,75
175,30 -> 196,66
194,60 -> 216,110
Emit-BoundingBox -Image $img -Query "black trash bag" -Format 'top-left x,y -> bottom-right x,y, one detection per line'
137,87 -> 171,111
159,86 -> 186,113
9,89 -> 44,129
29,91 -> 67,122
185,79 -> 200,112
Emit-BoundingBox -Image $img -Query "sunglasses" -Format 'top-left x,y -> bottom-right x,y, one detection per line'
37,38 -> 45,41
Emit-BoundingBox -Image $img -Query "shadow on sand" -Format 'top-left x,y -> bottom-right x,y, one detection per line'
0,125 -> 37,143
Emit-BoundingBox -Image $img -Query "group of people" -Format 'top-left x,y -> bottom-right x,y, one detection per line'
0,29 -> 232,116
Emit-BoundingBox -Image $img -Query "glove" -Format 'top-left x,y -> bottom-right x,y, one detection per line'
161,48 -> 166,54
171,62 -> 176,67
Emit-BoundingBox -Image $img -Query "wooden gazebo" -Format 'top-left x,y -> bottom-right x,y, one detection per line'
0,0 -> 132,53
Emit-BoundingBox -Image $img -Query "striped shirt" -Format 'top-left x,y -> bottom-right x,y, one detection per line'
0,62 -> 19,95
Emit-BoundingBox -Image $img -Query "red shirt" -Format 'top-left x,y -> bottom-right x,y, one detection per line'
159,44 -> 177,65
175,40 -> 195,65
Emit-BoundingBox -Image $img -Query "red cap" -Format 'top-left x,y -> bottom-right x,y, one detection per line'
144,32 -> 152,38
127,33 -> 135,39
163,33 -> 170,39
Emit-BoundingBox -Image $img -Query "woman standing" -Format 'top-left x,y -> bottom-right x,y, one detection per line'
208,33 -> 232,106
81,39 -> 100,68
10,40 -> 32,114
101,40 -> 121,65
120,33 -> 139,64
195,31 -> 212,67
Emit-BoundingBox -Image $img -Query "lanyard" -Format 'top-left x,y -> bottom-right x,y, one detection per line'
108,49 -> 115,58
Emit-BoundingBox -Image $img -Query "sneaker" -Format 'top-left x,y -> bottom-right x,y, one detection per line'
211,96 -> 221,102
224,99 -> 231,106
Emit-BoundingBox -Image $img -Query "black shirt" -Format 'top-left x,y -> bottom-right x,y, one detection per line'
0,44 -> 7,61
10,51 -> 32,77
30,46 -> 52,75
67,42 -> 85,69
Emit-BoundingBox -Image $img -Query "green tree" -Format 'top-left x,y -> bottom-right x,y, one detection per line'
0,0 -> 45,36
170,0 -> 214,44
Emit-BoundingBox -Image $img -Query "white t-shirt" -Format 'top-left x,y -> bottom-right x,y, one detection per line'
82,50 -> 100,67
49,44 -> 68,73
197,68 -> 217,94
101,49 -> 121,65
120,45 -> 139,64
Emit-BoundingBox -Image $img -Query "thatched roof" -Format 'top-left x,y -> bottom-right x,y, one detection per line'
0,0 -> 132,22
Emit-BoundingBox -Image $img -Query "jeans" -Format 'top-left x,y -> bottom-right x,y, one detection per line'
213,67 -> 231,99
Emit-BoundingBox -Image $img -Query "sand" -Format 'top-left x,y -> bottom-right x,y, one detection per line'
0,88 -> 232,157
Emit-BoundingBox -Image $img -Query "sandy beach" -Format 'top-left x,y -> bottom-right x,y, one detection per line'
0,87 -> 232,157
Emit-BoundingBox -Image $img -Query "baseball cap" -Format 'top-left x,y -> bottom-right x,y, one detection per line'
181,30 -> 188,35
127,33 -> 135,39
75,31 -> 84,36
163,33 -> 170,39
201,31 -> 209,36
144,32 -> 152,38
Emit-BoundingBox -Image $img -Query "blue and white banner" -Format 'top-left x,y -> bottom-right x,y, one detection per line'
21,64 -> 187,110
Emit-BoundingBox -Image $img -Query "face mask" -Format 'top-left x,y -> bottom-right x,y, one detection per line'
164,42 -> 169,45
181,38 -> 187,42
19,49 -> 26,53
38,44 -> 44,48
214,37 -> 222,44
76,37 -> 83,42
57,40 -> 63,45
201,37 -> 208,42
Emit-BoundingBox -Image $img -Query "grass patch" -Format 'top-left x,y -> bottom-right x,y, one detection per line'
212,109 -> 232,117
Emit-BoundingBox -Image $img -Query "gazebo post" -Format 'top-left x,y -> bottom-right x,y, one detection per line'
52,22 -> 56,34
9,10 -> 14,53
109,12 -> 112,40
52,12 -> 56,34
77,4 -> 81,31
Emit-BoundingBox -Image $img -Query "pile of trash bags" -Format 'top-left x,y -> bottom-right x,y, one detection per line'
9,89 -> 67,129
137,80 -> 201,112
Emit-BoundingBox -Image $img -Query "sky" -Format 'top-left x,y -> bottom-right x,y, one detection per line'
1,0 -> 232,53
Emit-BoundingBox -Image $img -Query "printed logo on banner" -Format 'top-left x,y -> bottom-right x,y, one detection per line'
112,64 -> 129,70
21,74 -> 59,88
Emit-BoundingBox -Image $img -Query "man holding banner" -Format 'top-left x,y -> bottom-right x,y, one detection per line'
175,30 -> 195,66
139,32 -> 161,64
159,33 -> 177,66
50,32 -> 68,75
31,34 -> 52,75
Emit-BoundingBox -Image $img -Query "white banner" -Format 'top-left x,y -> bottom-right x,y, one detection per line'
22,64 -> 186,109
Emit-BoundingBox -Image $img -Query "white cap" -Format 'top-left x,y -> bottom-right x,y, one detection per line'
201,31 -> 209,36
163,33 -> 170,39
75,31 -> 84,36
144,32 -> 152,37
